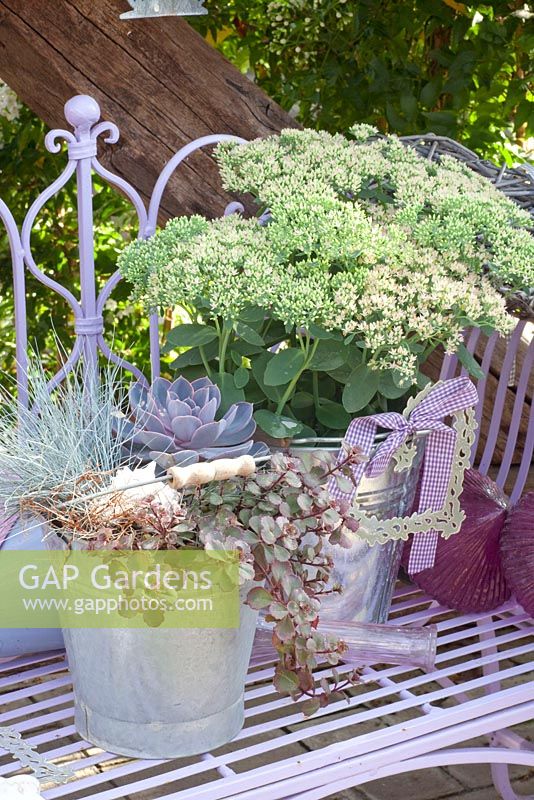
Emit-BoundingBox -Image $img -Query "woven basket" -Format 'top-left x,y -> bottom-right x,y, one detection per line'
400,134 -> 534,321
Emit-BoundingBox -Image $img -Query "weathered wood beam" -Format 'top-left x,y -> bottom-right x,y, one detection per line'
0,0 -> 297,218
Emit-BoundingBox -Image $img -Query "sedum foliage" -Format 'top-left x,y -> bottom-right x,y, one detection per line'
192,0 -> 534,164
187,446 -> 366,714
119,127 -> 521,439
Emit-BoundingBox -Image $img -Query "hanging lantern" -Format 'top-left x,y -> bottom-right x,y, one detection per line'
120,0 -> 207,18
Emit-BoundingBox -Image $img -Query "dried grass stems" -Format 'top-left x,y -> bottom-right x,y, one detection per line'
20,468 -> 198,551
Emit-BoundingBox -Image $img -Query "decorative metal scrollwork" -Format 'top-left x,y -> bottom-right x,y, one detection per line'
0,93 -> 245,404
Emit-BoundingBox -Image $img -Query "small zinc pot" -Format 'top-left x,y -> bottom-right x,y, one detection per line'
0,515 -> 64,659
62,587 -> 258,759
281,433 -> 427,624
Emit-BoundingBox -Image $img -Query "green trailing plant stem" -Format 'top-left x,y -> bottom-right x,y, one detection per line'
275,336 -> 319,416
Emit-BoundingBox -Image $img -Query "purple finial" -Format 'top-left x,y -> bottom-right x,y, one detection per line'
64,95 -> 101,134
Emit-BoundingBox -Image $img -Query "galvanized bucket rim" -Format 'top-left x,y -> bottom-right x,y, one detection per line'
281,430 -> 429,454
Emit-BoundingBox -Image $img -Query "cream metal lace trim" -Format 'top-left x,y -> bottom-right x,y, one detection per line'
352,383 -> 477,546
0,726 -> 72,783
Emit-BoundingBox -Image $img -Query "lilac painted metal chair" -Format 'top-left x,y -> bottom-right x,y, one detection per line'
439,323 -> 534,800
440,322 -> 533,505
0,97 -> 532,800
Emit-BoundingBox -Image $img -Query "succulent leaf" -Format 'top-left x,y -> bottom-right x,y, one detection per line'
140,412 -> 168,435
171,376 -> 194,401
170,415 -> 202,442
129,382 -> 147,408
151,377 -> 172,405
189,420 -> 226,448
198,397 -> 218,424
199,442 -> 255,460
136,431 -> 174,452
217,418 -> 256,446
167,398 -> 193,418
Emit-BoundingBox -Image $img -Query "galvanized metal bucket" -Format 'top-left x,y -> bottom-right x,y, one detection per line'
45,533 -> 259,758
287,434 -> 427,624
63,597 -> 258,759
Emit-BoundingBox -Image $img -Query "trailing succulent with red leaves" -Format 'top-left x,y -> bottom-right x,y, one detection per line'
184,446 -> 366,714
36,437 -> 366,713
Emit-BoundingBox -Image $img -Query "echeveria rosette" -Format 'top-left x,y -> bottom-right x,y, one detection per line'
125,376 -> 268,468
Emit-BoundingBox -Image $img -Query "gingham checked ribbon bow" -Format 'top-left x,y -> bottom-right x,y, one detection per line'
328,376 -> 479,575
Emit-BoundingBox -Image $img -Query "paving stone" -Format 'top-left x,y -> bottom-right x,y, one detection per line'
359,766 -> 463,800
440,735 -> 502,789
445,788 -> 502,800
445,759 -> 533,790
442,722 -> 534,789
512,767 -> 534,793
444,762 -> 493,790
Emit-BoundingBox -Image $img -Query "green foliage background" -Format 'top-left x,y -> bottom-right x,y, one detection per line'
193,0 -> 533,164
0,1 -> 532,383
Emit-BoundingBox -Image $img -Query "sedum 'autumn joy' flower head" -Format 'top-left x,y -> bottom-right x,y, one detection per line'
119,127 -> 527,383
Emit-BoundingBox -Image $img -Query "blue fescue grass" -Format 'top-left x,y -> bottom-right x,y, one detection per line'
0,357 -> 133,514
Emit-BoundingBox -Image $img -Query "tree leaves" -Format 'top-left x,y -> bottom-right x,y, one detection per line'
191,2 -> 532,166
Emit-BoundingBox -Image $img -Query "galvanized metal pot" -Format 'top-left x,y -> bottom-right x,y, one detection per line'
63,598 -> 258,759
288,435 -> 426,624
0,516 -> 64,659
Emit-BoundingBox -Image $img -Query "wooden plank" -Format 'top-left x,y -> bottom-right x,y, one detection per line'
0,0 -> 297,219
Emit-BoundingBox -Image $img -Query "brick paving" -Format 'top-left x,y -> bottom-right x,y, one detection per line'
325,754 -> 534,799
321,744 -> 534,799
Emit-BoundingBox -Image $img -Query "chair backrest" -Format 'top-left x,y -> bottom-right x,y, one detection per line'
438,320 -> 534,504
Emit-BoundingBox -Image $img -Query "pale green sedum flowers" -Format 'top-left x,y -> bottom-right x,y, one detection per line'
118,127 -> 526,436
